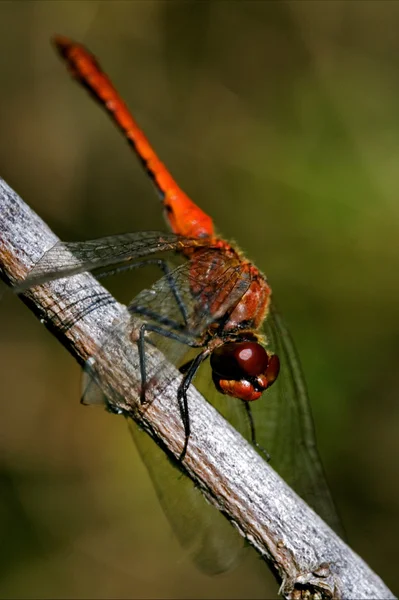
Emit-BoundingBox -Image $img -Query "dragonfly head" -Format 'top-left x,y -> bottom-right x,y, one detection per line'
210,341 -> 280,402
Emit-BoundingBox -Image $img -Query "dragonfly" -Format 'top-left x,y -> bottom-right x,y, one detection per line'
15,36 -> 343,572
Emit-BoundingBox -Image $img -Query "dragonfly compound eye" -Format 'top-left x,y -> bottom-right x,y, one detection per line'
210,342 -> 280,402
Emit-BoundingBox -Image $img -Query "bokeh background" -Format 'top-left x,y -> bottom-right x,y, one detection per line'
1,1 -> 399,598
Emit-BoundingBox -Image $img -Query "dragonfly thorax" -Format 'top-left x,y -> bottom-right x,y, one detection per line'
210,340 -> 280,402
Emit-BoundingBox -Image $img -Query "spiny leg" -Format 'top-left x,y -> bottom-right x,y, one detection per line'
177,350 -> 210,460
243,402 -> 271,462
137,322 -> 203,404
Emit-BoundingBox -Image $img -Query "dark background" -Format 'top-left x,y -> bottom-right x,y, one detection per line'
1,1 -> 398,598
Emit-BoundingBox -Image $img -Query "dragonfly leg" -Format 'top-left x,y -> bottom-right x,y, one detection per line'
243,402 -> 271,462
97,258 -> 189,325
130,304 -> 188,333
137,322 -> 208,460
177,350 -> 210,461
138,324 -> 148,404
136,321 -> 203,404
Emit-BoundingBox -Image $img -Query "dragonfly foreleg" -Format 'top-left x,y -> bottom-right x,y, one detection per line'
243,402 -> 271,462
137,322 -> 203,404
177,350 -> 210,460
136,322 -> 209,460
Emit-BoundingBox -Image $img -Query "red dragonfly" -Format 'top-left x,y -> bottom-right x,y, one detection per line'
18,36 -> 342,571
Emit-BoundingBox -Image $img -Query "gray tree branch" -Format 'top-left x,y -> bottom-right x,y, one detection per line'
0,177 -> 394,600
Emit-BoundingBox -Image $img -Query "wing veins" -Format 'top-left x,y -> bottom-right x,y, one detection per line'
15,232 -> 207,292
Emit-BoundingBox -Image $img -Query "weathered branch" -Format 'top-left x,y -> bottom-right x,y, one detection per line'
0,177 -> 394,600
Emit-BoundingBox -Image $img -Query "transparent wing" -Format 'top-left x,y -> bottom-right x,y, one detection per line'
17,233 -> 252,343
178,305 -> 344,536
82,354 -> 245,575
15,231 -> 203,291
250,302 -> 344,536
128,419 -> 245,574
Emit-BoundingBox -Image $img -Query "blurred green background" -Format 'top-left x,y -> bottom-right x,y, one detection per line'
1,1 -> 399,598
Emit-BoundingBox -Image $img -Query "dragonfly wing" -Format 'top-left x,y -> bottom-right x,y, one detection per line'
252,303 -> 344,536
81,356 -> 244,574
15,232 -> 204,291
128,419 -> 244,574
186,304 -> 343,537
16,234 -> 251,344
